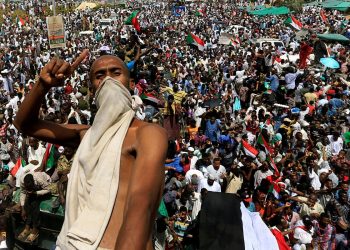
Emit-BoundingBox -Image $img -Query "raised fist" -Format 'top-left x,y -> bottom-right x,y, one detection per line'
39,49 -> 89,88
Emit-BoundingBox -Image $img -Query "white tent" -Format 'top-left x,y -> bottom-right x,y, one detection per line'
76,2 -> 97,11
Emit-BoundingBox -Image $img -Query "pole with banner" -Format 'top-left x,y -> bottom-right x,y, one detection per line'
52,0 -> 56,16
46,15 -> 65,49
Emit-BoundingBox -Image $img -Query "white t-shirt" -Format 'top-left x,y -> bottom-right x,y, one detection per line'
206,165 -> 226,183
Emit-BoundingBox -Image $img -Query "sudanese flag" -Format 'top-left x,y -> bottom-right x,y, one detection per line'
125,11 -> 141,32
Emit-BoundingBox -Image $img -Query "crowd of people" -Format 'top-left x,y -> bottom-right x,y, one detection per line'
0,0 -> 349,249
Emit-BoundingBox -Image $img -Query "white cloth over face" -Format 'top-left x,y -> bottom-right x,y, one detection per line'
56,77 -> 139,250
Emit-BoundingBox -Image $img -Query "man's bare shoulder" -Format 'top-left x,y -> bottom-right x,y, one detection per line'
134,121 -> 168,142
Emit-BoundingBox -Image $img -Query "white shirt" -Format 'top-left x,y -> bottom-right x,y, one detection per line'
0,239 -> 7,249
206,164 -> 226,183
27,143 -> 46,165
308,169 -> 321,191
293,220 -> 314,245
194,106 -> 206,128
190,156 -> 199,170
254,169 -> 273,188
185,169 -> 204,184
327,135 -> 343,155
191,192 -> 202,220
6,96 -> 19,111
317,98 -> 328,107
198,178 -> 221,192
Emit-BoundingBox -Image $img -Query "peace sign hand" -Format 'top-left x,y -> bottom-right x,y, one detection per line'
39,49 -> 89,88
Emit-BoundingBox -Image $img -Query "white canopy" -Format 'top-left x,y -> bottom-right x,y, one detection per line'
76,2 -> 97,11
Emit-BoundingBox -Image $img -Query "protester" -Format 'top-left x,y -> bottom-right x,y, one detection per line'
0,0 -> 348,249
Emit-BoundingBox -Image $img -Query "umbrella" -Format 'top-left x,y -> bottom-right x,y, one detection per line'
320,57 -> 340,69
99,45 -> 110,51
203,98 -> 222,109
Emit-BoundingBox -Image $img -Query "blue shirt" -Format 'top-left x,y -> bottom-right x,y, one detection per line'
126,60 -> 135,71
285,72 -> 299,90
165,157 -> 183,173
329,98 -> 345,109
218,134 -> 233,145
205,120 -> 220,142
267,74 -> 279,92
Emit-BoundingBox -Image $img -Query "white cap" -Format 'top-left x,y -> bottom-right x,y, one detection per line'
208,174 -> 215,180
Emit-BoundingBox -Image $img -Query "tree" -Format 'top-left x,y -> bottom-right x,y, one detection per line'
274,0 -> 305,12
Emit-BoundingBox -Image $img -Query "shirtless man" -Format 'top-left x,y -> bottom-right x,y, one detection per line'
14,50 -> 168,249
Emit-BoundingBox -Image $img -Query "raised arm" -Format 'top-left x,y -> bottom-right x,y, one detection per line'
115,124 -> 168,250
14,50 -> 90,148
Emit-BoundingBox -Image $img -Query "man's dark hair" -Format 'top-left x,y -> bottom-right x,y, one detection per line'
320,213 -> 329,220
270,215 -> 284,227
213,157 -> 221,162
179,206 -> 187,213
23,174 -> 35,191
339,190 -> 347,198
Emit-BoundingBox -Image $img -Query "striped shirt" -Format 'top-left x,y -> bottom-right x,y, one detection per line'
163,87 -> 187,104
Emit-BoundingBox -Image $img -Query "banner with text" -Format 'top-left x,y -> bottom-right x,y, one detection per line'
46,16 -> 65,49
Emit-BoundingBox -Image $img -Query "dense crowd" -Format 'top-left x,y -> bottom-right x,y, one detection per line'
0,0 -> 349,249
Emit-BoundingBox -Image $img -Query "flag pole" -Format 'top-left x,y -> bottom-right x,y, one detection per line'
52,0 -> 56,16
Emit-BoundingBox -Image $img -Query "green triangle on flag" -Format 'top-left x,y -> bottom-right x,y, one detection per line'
284,16 -> 302,30
125,10 -> 141,32
42,144 -> 57,172
186,32 -> 205,51
46,145 -> 56,171
195,9 -> 205,16
158,199 -> 168,217
125,11 -> 139,25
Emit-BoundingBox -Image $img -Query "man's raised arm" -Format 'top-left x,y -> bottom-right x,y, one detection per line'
14,50 -> 90,147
